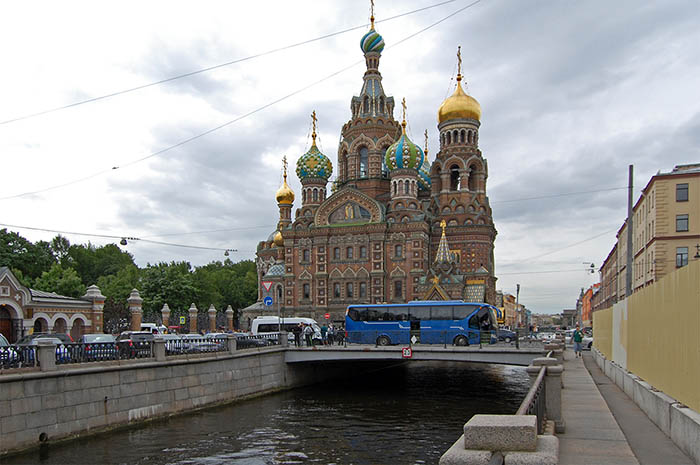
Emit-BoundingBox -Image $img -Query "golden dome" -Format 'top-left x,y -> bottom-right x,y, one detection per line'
275,176 -> 295,204
273,230 -> 284,247
437,77 -> 481,123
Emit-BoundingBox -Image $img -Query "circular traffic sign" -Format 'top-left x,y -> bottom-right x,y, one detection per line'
263,296 -> 273,306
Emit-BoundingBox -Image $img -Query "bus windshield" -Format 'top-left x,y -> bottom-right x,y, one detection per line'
345,301 -> 497,346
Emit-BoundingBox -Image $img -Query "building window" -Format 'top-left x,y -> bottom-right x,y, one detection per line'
359,282 -> 367,298
333,283 -> 341,298
302,249 -> 310,262
359,246 -> 367,258
676,183 -> 689,202
333,247 -> 340,260
303,283 -> 310,299
394,244 -> 403,258
313,190 -> 318,202
359,147 -> 368,177
394,280 -> 403,298
347,247 -> 354,259
676,247 -> 689,268
676,214 -> 689,232
346,282 -> 354,298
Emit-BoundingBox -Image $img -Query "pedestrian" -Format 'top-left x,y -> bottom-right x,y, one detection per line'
573,324 -> 584,358
327,324 -> 335,345
321,323 -> 328,345
303,323 -> 313,347
292,323 -> 302,347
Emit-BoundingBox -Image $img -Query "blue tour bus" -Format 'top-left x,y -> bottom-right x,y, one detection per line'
345,300 -> 498,346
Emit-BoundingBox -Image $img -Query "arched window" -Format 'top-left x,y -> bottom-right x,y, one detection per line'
381,146 -> 390,178
359,146 -> 368,177
404,181 -> 410,195
347,247 -> 354,259
469,163 -> 479,191
468,131 -> 473,143
460,130 -> 466,143
379,96 -> 385,113
346,282 -> 354,298
395,244 -> 403,258
341,151 -> 348,182
450,165 -> 460,191
302,190 -> 306,203
446,132 -> 451,144
303,283 -> 310,299
363,96 -> 369,113
313,189 -> 318,202
393,181 -> 397,196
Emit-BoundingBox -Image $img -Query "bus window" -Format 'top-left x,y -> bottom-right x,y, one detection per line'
380,311 -> 395,321
430,306 -> 453,320
348,308 -> 362,321
454,304 -> 481,320
387,306 -> 409,321
468,313 -> 480,329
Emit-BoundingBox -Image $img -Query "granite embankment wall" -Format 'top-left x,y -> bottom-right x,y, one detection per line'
0,347 -> 373,456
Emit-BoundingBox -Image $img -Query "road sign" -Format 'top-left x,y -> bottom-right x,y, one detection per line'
324,313 -> 330,319
179,316 -> 186,325
262,281 -> 273,292
402,347 -> 412,359
263,296 -> 273,306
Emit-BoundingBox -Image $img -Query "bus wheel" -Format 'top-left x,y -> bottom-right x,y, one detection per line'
504,337 -> 512,343
454,335 -> 468,346
377,335 -> 391,346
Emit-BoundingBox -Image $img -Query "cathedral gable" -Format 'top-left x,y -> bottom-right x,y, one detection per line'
314,188 -> 383,226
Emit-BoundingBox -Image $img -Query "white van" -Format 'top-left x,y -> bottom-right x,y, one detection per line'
140,323 -> 167,334
251,316 -> 321,341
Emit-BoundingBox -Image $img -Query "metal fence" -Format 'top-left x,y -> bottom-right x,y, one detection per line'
515,364 -> 547,434
235,333 -> 280,350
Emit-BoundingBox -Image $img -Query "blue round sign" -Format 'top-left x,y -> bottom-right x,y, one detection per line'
263,296 -> 273,306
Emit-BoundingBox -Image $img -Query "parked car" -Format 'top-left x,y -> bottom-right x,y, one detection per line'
18,337 -> 71,364
116,331 -> 154,358
0,333 -> 20,368
78,334 -> 118,361
16,332 -> 73,345
161,333 -> 185,355
496,329 -> 517,343
234,332 -> 273,349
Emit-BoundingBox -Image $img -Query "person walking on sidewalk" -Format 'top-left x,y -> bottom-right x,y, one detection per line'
573,324 -> 584,358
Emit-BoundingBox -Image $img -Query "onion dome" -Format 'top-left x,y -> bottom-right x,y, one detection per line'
296,111 -> 333,180
438,46 -> 480,123
360,12 -> 384,54
385,98 -> 424,171
275,156 -> 295,204
272,230 -> 284,247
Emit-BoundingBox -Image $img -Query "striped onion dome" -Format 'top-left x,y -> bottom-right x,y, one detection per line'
360,28 -> 385,54
418,157 -> 432,191
385,131 -> 424,171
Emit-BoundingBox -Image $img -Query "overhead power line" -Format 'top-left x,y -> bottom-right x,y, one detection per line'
0,0 -> 465,126
491,187 -> 627,204
0,0 -> 483,201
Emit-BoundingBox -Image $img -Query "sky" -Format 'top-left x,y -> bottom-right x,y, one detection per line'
1,0 -> 699,313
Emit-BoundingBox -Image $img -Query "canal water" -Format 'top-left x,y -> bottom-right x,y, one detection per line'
7,362 -> 529,465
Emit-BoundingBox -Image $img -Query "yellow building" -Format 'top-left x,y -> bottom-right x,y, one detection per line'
603,164 -> 700,300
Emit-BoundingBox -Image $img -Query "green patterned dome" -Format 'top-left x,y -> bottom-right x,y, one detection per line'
418,158 -> 432,191
360,28 -> 385,54
385,132 -> 424,172
296,142 -> 332,180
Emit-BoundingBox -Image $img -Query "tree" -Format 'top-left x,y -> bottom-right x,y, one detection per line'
50,235 -> 72,265
140,262 -> 198,324
98,265 -> 141,334
33,264 -> 86,298
0,229 -> 55,280
68,242 -> 135,286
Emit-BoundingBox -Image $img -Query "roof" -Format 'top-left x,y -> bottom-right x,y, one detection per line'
30,289 -> 86,302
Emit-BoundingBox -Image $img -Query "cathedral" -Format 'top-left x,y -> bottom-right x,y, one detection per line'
241,13 -> 497,328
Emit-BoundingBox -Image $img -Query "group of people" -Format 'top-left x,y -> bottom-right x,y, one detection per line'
291,322 -> 344,347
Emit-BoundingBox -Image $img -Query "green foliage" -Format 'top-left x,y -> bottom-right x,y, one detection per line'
33,264 -> 86,298
50,234 -> 72,265
0,229 -> 56,280
67,242 -> 135,286
140,262 -> 198,323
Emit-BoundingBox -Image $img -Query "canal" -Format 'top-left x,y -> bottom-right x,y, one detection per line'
7,362 -> 529,465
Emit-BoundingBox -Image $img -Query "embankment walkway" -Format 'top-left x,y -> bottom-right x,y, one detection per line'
559,350 -> 692,465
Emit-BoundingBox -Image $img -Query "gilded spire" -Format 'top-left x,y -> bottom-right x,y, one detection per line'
435,219 -> 452,263
370,0 -> 375,29
311,110 -> 317,146
283,154 -> 288,180
275,155 -> 295,204
456,45 -> 462,82
401,97 -> 407,134
424,129 -> 429,156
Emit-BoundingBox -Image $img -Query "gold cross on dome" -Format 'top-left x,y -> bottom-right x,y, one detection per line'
401,97 -> 407,122
457,45 -> 462,76
440,219 -> 447,233
282,155 -> 288,179
311,110 -> 318,144
424,129 -> 428,153
370,0 -> 375,28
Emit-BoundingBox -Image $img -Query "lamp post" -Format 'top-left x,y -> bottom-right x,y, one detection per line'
515,284 -> 520,349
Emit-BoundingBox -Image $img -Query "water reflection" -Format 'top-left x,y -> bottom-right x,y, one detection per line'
7,362 -> 529,465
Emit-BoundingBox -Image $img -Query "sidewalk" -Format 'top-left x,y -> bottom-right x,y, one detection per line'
559,349 -> 693,465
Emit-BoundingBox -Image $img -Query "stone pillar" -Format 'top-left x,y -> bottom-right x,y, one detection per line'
188,303 -> 198,334
225,305 -> 234,331
153,337 -> 166,362
208,304 -> 217,333
527,357 -> 565,433
37,339 -> 57,372
278,331 -> 289,347
161,303 -> 171,328
227,333 -> 237,353
128,289 -> 143,332
82,284 -> 105,334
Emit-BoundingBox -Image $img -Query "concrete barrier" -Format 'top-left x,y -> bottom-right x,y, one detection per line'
593,348 -> 700,464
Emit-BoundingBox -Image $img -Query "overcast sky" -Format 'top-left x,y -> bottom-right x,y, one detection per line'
2,0 -> 699,313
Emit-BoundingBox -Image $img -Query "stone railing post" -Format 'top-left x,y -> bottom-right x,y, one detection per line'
544,342 -> 563,363
278,331 -> 289,347
82,284 -> 105,334
208,304 -> 217,332
227,334 -> 237,353
188,303 -> 198,334
153,337 -> 166,361
128,289 -> 143,332
161,303 -> 171,328
225,305 -> 234,331
37,339 -> 57,372
527,357 -> 565,433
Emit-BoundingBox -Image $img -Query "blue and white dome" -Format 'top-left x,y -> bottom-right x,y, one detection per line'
360,28 -> 385,54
